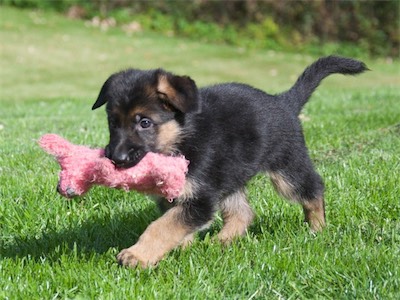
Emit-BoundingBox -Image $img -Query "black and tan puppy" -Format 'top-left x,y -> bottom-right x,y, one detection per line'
92,56 -> 367,267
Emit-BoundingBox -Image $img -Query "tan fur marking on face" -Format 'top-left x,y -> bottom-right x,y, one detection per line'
128,106 -> 149,117
218,189 -> 254,244
116,206 -> 192,268
127,106 -> 163,124
302,198 -> 326,232
156,120 -> 182,154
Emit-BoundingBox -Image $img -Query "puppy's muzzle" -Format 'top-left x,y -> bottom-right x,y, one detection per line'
107,146 -> 146,169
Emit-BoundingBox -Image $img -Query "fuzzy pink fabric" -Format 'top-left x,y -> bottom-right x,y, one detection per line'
39,134 -> 189,200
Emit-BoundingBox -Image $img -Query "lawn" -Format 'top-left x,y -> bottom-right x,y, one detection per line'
1,6 -> 399,299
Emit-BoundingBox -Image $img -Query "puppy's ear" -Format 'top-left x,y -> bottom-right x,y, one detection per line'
92,80 -> 110,110
156,70 -> 199,113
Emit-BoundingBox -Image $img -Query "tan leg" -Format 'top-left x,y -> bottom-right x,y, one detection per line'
117,206 -> 192,268
269,171 -> 326,232
269,172 -> 296,200
180,232 -> 195,249
302,198 -> 326,232
217,189 -> 254,244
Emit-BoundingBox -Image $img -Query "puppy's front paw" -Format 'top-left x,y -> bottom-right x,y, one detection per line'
117,247 -> 159,268
117,248 -> 140,268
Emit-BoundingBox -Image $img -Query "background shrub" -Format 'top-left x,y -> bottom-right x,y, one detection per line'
2,0 -> 399,57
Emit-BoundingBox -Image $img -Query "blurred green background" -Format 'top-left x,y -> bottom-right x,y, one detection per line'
2,0 -> 399,57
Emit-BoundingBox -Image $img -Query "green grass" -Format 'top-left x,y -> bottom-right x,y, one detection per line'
1,6 -> 399,299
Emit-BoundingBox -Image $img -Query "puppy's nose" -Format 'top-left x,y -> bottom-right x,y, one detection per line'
112,152 -> 131,167
111,148 -> 146,168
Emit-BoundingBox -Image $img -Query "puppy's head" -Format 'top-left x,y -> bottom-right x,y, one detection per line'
92,68 -> 199,168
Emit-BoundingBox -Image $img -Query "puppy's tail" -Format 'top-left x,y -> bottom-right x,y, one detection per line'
280,55 -> 368,115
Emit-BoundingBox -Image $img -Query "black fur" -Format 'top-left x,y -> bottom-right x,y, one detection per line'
93,55 -> 367,244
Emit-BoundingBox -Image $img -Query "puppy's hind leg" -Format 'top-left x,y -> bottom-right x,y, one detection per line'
269,158 -> 326,232
302,196 -> 325,232
218,189 -> 254,244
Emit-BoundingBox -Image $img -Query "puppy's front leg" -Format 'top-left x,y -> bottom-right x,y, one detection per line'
117,206 -> 192,268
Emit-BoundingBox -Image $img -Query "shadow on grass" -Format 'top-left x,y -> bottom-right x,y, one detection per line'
1,200 -> 297,262
1,205 -> 159,260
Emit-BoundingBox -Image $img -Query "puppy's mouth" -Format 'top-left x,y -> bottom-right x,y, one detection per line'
114,161 -> 136,169
120,151 -> 147,169
106,146 -> 147,169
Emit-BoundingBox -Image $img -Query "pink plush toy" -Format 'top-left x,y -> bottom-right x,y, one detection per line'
39,134 -> 189,201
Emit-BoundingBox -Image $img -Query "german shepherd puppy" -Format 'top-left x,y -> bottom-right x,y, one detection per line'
92,56 -> 367,267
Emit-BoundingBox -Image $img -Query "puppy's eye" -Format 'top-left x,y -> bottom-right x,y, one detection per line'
139,118 -> 153,129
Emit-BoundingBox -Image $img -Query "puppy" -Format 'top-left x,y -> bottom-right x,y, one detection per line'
92,56 -> 367,267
